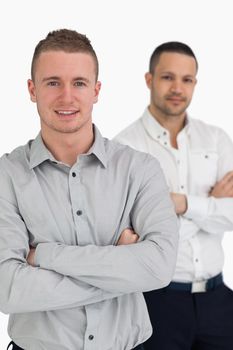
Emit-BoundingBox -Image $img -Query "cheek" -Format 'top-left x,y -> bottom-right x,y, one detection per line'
37,91 -> 56,107
81,92 -> 98,107
186,86 -> 195,98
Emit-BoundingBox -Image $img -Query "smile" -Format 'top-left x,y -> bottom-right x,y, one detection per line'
56,110 -> 78,116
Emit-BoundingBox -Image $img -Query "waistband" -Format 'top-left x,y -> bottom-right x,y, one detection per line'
7,342 -> 23,350
132,345 -> 144,350
7,341 -> 144,350
166,273 -> 223,293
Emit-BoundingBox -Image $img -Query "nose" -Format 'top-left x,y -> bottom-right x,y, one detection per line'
59,84 -> 75,104
170,80 -> 183,94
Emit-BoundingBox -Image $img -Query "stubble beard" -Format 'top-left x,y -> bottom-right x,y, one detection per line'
154,97 -> 190,119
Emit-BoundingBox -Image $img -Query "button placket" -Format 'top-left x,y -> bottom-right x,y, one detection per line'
177,135 -> 188,194
190,235 -> 204,279
69,165 -> 85,243
85,303 -> 100,350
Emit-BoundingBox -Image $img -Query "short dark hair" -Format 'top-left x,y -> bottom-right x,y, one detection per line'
31,28 -> 99,81
149,41 -> 198,74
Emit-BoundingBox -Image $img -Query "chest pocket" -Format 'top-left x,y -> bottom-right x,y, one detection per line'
189,151 -> 218,195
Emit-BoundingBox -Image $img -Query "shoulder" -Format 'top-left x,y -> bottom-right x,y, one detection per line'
105,137 -> 162,176
190,117 -> 228,135
189,117 -> 231,144
114,118 -> 145,144
0,141 -> 31,178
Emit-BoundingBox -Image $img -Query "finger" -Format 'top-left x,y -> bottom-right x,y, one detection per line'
121,228 -> 136,235
219,171 -> 233,185
224,187 -> 233,197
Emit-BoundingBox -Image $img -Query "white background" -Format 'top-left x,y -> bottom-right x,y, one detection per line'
1,0 -> 233,348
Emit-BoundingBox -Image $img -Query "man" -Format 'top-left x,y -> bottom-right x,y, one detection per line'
115,41 -> 233,349
0,30 -> 178,350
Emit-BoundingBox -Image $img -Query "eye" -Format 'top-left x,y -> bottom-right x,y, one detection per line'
74,81 -> 86,87
47,81 -> 59,86
183,77 -> 194,83
161,75 -> 173,81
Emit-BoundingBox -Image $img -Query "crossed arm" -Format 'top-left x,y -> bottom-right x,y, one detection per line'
0,155 -> 178,314
27,228 -> 139,266
170,171 -> 233,235
171,171 -> 233,215
28,171 -> 233,283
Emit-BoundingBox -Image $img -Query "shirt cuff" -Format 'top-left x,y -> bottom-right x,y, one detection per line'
184,195 -> 210,220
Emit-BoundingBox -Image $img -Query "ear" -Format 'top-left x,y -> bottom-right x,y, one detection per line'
93,81 -> 101,104
145,72 -> 153,90
27,79 -> 37,103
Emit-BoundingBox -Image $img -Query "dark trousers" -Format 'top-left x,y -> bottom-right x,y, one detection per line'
143,284 -> 233,350
7,342 -> 23,350
8,341 -> 144,350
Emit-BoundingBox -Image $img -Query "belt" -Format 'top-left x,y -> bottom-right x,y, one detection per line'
166,273 -> 223,293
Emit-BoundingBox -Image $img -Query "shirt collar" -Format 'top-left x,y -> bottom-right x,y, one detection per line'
29,133 -> 53,169
29,124 -> 107,170
88,125 -> 107,168
142,107 -> 191,141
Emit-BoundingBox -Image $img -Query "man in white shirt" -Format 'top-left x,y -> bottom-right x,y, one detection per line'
115,42 -> 233,349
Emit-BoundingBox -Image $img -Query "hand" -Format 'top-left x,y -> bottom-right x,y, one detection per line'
117,228 -> 139,245
209,171 -> 233,198
170,193 -> 187,215
27,247 -> 36,267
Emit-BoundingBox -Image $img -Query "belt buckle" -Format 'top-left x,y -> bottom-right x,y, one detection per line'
191,280 -> 207,293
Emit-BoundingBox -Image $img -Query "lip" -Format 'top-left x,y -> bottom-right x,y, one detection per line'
167,98 -> 184,102
55,109 -> 79,118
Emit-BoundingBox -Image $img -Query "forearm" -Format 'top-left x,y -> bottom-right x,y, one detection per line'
0,258 -> 122,314
34,234 -> 176,293
184,195 -> 233,233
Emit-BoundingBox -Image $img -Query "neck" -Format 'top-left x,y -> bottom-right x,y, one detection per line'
41,124 -> 94,166
148,105 -> 186,149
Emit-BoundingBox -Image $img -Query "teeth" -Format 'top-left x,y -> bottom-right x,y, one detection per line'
57,111 -> 76,115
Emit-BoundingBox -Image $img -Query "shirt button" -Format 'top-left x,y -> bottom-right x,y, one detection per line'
181,185 -> 184,189
164,142 -> 167,145
88,335 -> 94,340
163,131 -> 167,135
195,258 -> 199,263
76,210 -> 82,216
72,172 -> 76,177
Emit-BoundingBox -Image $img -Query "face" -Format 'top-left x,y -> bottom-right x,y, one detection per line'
28,51 -> 101,136
145,52 -> 197,121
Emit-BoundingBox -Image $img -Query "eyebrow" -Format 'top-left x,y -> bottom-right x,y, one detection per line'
41,76 -> 91,83
160,71 -> 195,77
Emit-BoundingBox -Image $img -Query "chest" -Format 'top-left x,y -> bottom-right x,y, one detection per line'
15,163 -> 137,247
130,136 -> 218,195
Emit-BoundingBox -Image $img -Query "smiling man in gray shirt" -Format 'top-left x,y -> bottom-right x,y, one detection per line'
0,29 -> 178,350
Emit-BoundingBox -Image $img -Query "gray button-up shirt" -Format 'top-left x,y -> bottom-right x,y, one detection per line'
0,126 -> 178,350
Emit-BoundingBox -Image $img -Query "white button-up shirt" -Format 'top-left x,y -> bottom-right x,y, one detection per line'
115,108 -> 233,282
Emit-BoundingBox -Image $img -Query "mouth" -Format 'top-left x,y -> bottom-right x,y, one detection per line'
166,96 -> 186,104
55,110 -> 79,118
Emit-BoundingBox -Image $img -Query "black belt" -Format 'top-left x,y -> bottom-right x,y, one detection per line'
166,273 -> 223,293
